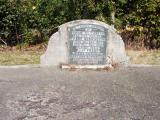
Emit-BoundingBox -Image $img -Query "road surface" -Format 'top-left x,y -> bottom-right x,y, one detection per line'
0,66 -> 160,120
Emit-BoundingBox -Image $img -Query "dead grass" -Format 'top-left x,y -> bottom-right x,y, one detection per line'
0,45 -> 159,65
127,50 -> 160,65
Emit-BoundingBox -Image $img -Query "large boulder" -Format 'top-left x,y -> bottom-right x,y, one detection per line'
41,20 -> 128,67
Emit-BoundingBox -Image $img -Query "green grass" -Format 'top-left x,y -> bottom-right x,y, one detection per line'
0,50 -> 44,65
0,49 -> 160,65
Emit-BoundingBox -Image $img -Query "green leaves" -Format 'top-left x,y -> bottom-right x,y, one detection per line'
0,0 -> 159,48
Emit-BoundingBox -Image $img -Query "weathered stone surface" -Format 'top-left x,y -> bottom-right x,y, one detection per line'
68,24 -> 107,65
41,20 -> 128,66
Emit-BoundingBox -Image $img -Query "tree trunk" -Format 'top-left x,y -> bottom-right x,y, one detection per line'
111,11 -> 115,27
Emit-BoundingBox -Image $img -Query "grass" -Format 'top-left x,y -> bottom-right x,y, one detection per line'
0,44 -> 45,65
127,50 -> 160,65
0,46 -> 160,65
0,50 -> 44,65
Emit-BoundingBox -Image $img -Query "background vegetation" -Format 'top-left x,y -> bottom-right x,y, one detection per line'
0,0 -> 160,49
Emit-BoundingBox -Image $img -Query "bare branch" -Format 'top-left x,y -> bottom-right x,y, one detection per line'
0,37 -> 7,46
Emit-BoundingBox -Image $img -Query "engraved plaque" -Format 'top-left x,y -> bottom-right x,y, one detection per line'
68,24 -> 107,65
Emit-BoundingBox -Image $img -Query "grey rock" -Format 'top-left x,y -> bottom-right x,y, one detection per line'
41,20 -> 128,66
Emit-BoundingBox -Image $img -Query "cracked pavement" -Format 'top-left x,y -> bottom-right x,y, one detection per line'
0,66 -> 160,120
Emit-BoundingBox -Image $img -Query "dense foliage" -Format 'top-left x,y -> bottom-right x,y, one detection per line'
0,0 -> 160,49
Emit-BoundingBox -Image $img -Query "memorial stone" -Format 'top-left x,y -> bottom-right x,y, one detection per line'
41,20 -> 128,68
69,24 -> 107,65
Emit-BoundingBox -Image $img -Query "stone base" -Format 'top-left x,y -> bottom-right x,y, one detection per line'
60,64 -> 113,70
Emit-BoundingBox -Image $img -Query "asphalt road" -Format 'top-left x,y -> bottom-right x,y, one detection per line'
0,66 -> 160,120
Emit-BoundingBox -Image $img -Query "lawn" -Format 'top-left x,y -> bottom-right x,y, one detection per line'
127,50 -> 160,65
0,47 -> 160,65
0,45 -> 45,65
0,50 -> 43,65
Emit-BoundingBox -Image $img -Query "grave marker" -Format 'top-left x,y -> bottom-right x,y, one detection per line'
41,20 -> 128,68
68,24 -> 107,65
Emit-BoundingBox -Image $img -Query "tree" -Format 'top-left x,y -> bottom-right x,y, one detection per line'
123,0 -> 160,48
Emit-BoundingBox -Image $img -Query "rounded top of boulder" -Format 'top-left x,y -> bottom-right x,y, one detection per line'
59,19 -> 116,32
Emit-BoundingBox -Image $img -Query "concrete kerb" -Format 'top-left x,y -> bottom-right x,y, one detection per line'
0,64 -> 159,69
128,64 -> 160,67
0,64 -> 41,69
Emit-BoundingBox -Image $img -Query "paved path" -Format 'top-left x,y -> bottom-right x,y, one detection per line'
0,66 -> 160,120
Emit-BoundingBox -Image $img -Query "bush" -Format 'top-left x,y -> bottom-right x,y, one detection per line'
0,0 -> 159,49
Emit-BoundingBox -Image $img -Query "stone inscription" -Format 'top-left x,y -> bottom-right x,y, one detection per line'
68,24 -> 107,65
